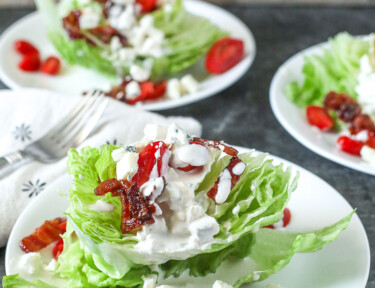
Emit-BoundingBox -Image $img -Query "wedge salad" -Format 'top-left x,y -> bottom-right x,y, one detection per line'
2,124 -> 353,288
33,0 -> 245,105
286,32 -> 375,165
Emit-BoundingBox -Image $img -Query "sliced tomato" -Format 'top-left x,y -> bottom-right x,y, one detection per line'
282,208 -> 291,227
136,0 -> 157,13
18,53 -> 41,72
264,208 -> 292,229
14,40 -> 39,55
306,106 -> 334,131
177,164 -> 202,172
41,56 -> 61,75
132,141 -> 167,186
52,239 -> 64,260
126,81 -> 167,105
337,136 -> 364,156
205,37 -> 244,74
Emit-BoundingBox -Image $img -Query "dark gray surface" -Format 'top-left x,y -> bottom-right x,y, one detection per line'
0,5 -> 374,288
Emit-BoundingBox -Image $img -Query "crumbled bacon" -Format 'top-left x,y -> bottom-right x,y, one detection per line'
350,114 -> 375,134
20,217 -> 67,253
94,178 -> 129,196
207,157 -> 244,203
323,91 -> 375,133
62,10 -> 126,46
94,178 -> 164,234
121,182 -> 155,233
191,137 -> 239,157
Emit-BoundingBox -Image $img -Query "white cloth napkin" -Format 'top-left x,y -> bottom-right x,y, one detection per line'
0,89 -> 201,247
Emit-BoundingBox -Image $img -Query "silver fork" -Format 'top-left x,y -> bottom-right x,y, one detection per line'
0,91 -> 109,179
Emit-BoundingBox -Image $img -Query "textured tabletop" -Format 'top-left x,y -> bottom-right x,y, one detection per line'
1,5 -> 374,288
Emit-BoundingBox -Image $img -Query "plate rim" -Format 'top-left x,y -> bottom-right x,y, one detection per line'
5,146 -> 370,287
0,0 -> 256,111
269,41 -> 375,176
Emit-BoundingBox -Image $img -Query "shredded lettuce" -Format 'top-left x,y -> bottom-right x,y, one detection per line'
285,32 -> 369,107
2,275 -> 57,288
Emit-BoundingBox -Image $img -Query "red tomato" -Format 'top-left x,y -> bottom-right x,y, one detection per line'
306,106 -> 334,131
282,208 -> 291,227
41,56 -> 61,75
136,0 -> 157,13
177,164 -> 202,172
14,40 -> 39,55
132,141 -> 167,186
205,38 -> 244,74
18,53 -> 41,72
337,136 -> 364,156
52,239 -> 64,260
264,208 -> 291,229
126,81 -> 167,105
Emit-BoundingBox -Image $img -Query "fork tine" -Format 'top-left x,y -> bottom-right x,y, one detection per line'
44,91 -> 98,138
53,91 -> 101,141
58,95 -> 109,150
51,91 -> 101,142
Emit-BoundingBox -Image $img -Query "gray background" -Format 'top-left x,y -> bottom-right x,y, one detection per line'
0,3 -> 375,288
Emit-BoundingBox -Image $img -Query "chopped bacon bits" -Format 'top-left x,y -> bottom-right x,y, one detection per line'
121,182 -> 155,233
207,157 -> 244,203
62,10 -> 126,46
190,137 -> 239,157
323,91 -> 375,134
94,178 -> 128,196
20,217 -> 67,253
94,178 -> 159,234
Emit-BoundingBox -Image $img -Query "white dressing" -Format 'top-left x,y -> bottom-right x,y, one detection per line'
89,200 -> 115,212
215,169 -> 232,204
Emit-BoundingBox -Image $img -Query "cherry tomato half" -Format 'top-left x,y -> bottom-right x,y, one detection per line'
41,56 -> 61,75
14,40 -> 39,55
52,239 -> 64,260
205,37 -> 244,74
306,106 -> 334,131
337,136 -> 364,156
136,0 -> 157,13
18,53 -> 41,72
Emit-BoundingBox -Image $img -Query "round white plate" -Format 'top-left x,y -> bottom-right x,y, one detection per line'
6,148 -> 370,287
0,0 -> 256,111
270,42 -> 375,175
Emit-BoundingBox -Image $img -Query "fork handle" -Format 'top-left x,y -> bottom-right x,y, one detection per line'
0,151 -> 32,180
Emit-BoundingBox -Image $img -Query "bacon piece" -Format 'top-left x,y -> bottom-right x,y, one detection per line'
191,137 -> 238,157
94,178 -> 129,196
20,217 -> 67,253
350,114 -> 375,134
207,157 -> 244,203
62,10 -> 127,46
88,26 -> 127,46
323,91 -> 361,122
121,183 -> 155,234
94,179 -> 159,234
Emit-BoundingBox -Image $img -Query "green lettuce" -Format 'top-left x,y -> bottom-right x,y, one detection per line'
35,0 -> 226,79
286,32 -> 369,107
2,275 -> 57,288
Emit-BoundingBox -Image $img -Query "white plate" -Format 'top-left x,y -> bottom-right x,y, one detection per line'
270,42 -> 375,175
5,148 -> 370,288
0,0 -> 256,111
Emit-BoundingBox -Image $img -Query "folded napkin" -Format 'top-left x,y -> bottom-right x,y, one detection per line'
0,89 -> 201,247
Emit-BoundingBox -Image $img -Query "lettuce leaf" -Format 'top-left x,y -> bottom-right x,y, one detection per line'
158,212 -> 353,287
2,275 -> 57,288
285,32 -> 369,107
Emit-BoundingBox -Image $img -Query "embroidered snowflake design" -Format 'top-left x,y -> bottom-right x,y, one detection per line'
22,179 -> 46,198
12,123 -> 32,142
106,139 -> 118,145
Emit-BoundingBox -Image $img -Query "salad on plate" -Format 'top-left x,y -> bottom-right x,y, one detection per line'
29,0 -> 246,105
286,32 -> 375,165
2,123 -> 353,288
